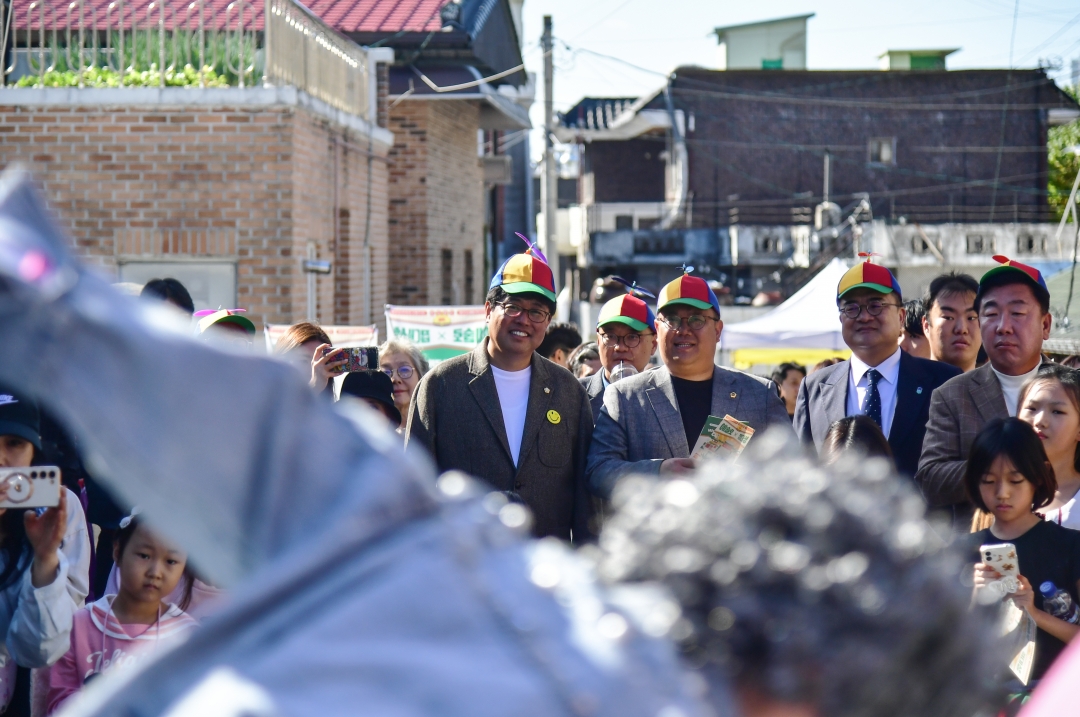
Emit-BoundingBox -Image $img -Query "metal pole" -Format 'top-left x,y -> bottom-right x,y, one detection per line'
541,16 -> 561,297
823,151 -> 831,205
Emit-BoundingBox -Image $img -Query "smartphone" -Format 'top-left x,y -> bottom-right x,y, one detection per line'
0,466 -> 62,509
340,347 -> 379,373
980,542 -> 1020,594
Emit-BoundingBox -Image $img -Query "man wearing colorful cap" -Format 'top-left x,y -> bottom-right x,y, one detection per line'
794,259 -> 960,478
917,255 -> 1052,526
580,291 -> 658,422
407,250 -> 594,542
586,270 -> 791,498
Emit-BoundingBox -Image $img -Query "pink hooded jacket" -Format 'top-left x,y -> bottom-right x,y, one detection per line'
46,596 -> 197,714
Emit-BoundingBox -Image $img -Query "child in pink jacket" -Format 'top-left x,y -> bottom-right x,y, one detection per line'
46,514 -> 197,714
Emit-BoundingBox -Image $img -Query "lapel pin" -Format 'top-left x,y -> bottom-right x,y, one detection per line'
916,387 -> 923,395
730,392 -> 737,398
544,387 -> 551,394
546,409 -> 561,425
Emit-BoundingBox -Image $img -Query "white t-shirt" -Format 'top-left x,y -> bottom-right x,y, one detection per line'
491,365 -> 532,466
1042,494 -> 1080,530
992,362 -> 1041,416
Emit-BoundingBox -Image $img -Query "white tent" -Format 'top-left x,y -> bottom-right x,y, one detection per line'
721,258 -> 849,350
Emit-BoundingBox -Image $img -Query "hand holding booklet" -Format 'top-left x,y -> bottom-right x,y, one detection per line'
690,414 -> 755,461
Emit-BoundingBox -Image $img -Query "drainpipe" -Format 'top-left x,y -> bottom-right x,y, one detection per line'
660,80 -> 687,230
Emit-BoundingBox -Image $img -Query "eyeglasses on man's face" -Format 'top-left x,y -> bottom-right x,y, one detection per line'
839,300 -> 902,320
658,314 -> 717,332
598,331 -> 648,348
497,302 -> 551,323
382,365 -> 414,380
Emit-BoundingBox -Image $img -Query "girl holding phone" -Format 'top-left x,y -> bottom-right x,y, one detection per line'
967,418 -> 1080,682
1017,363 -> 1080,529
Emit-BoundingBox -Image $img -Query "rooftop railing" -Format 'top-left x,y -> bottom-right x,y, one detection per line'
0,0 -> 370,118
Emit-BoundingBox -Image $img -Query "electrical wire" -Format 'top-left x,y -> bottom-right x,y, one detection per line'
988,0 -> 1022,221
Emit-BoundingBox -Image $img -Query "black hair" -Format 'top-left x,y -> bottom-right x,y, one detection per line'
141,278 -> 195,315
822,415 -> 895,468
595,433 -> 998,717
484,286 -> 557,315
964,418 -> 1056,513
538,323 -> 583,360
902,299 -> 925,338
568,342 -> 600,376
1019,363 -> 1080,473
770,362 -> 806,386
114,517 -> 195,611
974,271 -> 1050,315
923,272 -> 979,314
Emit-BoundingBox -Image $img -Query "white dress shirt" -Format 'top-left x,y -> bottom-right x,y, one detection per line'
846,348 -> 902,439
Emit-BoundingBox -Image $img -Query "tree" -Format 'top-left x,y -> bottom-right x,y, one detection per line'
1049,84 -> 1080,222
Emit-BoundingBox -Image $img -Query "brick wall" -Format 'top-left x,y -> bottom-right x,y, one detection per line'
387,99 -> 484,306
0,97 -> 390,334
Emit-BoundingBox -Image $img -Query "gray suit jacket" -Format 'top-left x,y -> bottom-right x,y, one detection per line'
579,371 -> 606,424
915,363 -> 1009,517
406,340 -> 594,541
586,365 -> 793,497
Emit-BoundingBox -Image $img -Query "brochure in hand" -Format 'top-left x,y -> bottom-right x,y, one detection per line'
690,414 -> 754,461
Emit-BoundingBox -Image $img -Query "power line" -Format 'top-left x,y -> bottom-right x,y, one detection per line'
988,0 -> 1022,221
571,0 -> 639,41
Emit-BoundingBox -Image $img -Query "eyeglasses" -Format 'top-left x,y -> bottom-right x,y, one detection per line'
382,365 -> 415,380
839,300 -> 902,320
497,302 -> 551,323
599,331 -> 649,348
659,314 -> 717,332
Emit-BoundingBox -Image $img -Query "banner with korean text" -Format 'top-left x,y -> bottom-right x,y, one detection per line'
264,324 -> 379,353
384,305 -> 488,363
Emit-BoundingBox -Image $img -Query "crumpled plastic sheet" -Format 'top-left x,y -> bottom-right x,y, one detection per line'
0,169 -> 712,717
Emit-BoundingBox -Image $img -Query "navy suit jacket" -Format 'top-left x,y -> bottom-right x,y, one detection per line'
792,352 -> 961,477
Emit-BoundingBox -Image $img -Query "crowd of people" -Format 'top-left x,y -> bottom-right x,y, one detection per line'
3,225 -> 1080,716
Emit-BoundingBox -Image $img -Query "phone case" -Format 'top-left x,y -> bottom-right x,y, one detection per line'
980,542 -> 1021,594
343,347 -> 378,373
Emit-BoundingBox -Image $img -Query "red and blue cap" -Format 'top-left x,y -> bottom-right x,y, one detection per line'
977,255 -> 1049,305
837,255 -> 902,304
489,233 -> 557,302
597,293 -> 656,333
657,267 -> 721,315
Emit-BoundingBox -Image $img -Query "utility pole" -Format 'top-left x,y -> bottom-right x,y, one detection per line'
541,16 -> 561,300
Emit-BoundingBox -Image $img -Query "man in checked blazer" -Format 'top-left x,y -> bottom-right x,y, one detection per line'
916,256 -> 1052,527
407,251 -> 593,542
587,271 -> 792,498
794,260 -> 960,478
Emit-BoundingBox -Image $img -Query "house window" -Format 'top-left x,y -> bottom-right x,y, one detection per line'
1017,234 -> 1045,254
118,261 -> 236,311
464,250 -> 474,304
755,236 -> 782,254
911,234 -> 935,255
966,234 -> 992,254
615,215 -> 634,231
441,249 -> 453,305
633,234 -> 684,255
868,137 -> 896,166
638,217 -> 661,230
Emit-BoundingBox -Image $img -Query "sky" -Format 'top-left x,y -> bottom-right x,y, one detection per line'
518,0 -> 1080,160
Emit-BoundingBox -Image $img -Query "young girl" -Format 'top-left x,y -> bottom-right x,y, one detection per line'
1018,363 -> 1080,529
45,515 -> 197,714
967,418 -> 1080,683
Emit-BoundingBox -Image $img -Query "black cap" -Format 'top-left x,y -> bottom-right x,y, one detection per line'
340,370 -> 401,425
0,385 -> 41,450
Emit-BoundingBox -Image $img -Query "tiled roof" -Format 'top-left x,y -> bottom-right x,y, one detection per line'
11,0 -> 449,33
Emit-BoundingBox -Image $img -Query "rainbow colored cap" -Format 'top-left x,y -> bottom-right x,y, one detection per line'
489,253 -> 557,302
837,258 -> 902,304
196,309 -> 256,336
977,255 -> 1049,304
657,272 -> 721,315
597,293 -> 656,333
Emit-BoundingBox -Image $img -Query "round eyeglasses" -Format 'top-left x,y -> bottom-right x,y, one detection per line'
497,302 -> 551,323
659,314 -> 716,332
599,331 -> 647,348
382,365 -> 415,380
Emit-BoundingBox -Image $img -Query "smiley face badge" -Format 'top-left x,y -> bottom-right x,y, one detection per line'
546,409 -> 561,425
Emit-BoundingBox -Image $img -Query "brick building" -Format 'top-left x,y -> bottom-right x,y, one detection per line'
557,66 -> 1079,301
0,87 -> 393,331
